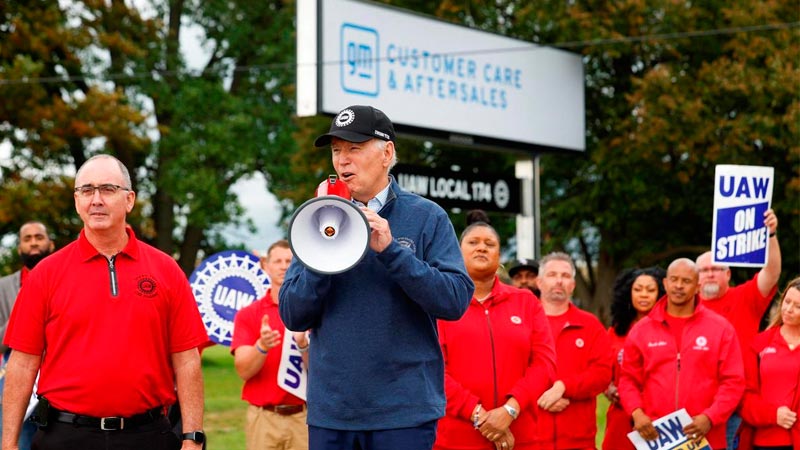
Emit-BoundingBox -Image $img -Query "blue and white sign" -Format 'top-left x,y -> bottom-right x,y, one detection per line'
297,0 -> 585,153
627,409 -> 711,450
711,165 -> 774,267
278,330 -> 307,400
190,250 -> 270,346
341,24 -> 379,96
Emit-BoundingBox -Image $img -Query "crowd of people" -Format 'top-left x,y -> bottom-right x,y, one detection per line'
0,105 -> 796,450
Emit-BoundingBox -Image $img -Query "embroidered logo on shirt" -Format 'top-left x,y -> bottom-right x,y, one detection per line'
575,338 -> 585,348
510,315 -> 522,325
692,336 -> 710,351
760,346 -> 777,357
136,275 -> 158,298
647,341 -> 668,347
617,348 -> 624,365
395,237 -> 416,253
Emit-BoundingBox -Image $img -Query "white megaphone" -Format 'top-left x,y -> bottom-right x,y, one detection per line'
288,175 -> 370,274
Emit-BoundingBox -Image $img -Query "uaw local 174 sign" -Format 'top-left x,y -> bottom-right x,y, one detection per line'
711,165 -> 774,268
190,250 -> 270,346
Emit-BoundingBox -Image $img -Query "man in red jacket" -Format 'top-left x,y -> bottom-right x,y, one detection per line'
697,209 -> 780,450
619,257 -> 745,449
534,252 -> 612,449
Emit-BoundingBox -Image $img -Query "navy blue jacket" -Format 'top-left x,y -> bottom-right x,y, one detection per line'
279,177 -> 473,430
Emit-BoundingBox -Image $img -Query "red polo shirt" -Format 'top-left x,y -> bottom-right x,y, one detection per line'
5,227 -> 208,417
231,292 -> 304,407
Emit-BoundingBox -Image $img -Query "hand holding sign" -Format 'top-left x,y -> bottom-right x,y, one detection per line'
628,409 -> 712,450
259,315 -> 282,351
682,413 -> 711,445
631,408 -> 658,441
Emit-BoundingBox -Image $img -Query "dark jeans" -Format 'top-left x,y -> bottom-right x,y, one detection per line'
31,416 -> 180,450
309,420 -> 438,450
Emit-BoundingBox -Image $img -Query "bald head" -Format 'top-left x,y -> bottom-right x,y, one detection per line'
664,258 -> 699,310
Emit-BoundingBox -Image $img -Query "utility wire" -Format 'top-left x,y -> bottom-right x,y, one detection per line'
0,21 -> 797,86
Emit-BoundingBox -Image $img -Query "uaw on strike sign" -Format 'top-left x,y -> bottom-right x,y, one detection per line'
711,165 -> 774,267
190,250 -> 307,398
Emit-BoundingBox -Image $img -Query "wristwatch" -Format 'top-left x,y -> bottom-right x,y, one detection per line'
503,404 -> 519,420
182,431 -> 206,444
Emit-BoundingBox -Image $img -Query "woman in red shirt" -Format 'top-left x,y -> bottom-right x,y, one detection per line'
434,220 -> 556,450
602,267 -> 664,450
739,276 -> 800,450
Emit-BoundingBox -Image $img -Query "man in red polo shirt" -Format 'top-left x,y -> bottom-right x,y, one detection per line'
2,154 -> 208,450
233,239 -> 308,450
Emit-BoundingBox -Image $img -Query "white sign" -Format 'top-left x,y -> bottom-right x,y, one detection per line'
711,165 -> 774,268
297,0 -> 585,152
627,409 -> 712,450
277,329 -> 307,400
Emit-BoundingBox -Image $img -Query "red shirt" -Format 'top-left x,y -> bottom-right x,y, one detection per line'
231,291 -> 304,407
701,273 -> 776,352
534,303 -> 613,450
740,326 -> 800,448
602,327 -> 635,450
5,227 -> 208,417
619,297 -> 745,449
434,278 -> 556,450
19,266 -> 29,286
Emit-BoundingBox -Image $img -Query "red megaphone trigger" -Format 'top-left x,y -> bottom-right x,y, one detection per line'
315,175 -> 351,199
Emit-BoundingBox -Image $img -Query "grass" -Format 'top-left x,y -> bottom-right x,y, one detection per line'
202,345 -> 247,450
201,344 -> 610,449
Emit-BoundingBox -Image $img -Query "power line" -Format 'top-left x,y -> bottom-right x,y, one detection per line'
0,21 -> 797,86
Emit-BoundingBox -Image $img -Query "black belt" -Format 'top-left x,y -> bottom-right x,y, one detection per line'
260,404 -> 305,415
51,406 -> 165,431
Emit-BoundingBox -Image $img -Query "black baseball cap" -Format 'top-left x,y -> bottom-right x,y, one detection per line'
507,258 -> 539,277
314,105 -> 396,147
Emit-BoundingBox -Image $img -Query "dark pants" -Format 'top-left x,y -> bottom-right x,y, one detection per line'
308,421 -> 437,450
32,416 -> 180,450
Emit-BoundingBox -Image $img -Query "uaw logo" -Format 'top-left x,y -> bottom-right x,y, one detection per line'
693,335 -> 710,351
190,250 -> 270,346
341,23 -> 379,96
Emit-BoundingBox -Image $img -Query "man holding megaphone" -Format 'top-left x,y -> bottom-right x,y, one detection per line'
280,105 -> 474,450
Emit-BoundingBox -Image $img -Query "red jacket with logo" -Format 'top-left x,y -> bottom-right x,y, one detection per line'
602,327 -> 636,450
533,303 -> 613,450
739,325 -> 800,449
435,278 -> 556,450
619,297 -> 745,449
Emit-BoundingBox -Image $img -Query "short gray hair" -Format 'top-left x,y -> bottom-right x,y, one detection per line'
539,251 -> 576,277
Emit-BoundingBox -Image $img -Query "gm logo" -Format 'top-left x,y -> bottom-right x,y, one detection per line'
341,23 -> 379,96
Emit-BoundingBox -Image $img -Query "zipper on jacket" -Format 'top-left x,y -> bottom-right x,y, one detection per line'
675,352 -> 681,409
484,308 -> 499,407
108,255 -> 119,297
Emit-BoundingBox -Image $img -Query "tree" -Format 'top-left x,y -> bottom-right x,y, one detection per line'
1,0 -> 303,274
430,0 -> 799,320
2,1 -> 796,317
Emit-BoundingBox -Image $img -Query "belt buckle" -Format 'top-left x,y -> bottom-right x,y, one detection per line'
100,417 -> 124,431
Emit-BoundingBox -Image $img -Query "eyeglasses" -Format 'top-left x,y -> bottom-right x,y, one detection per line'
74,184 -> 131,197
698,267 -> 727,274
